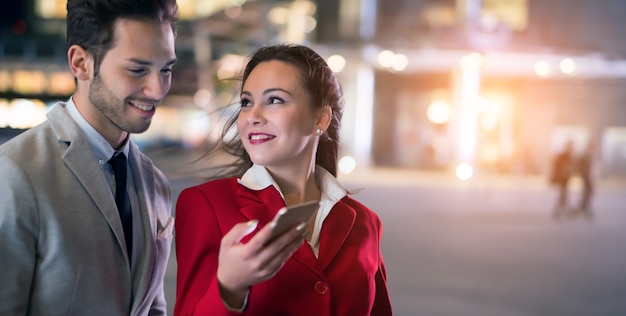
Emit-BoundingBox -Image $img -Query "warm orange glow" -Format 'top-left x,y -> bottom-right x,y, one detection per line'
480,111 -> 499,131
481,0 -> 528,31
480,142 -> 500,163
48,71 -> 75,95
427,100 -> 451,125
13,71 -> 48,95
35,0 -> 67,18
0,70 -> 11,92
268,7 -> 290,25
7,99 -> 47,129
475,96 -> 489,113
460,53 -> 484,70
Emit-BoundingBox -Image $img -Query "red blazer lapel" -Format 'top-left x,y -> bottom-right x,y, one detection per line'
235,184 -> 327,277
317,200 -> 356,270
236,185 -> 284,225
235,184 -> 288,245
291,242 -> 325,278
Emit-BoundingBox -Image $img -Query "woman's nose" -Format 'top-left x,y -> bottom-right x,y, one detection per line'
247,105 -> 266,125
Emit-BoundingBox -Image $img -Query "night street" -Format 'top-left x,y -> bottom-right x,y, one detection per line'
3,1 -> 626,315
150,148 -> 626,316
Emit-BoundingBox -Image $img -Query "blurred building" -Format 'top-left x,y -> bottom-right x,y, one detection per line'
2,0 -> 626,178
312,0 -> 626,179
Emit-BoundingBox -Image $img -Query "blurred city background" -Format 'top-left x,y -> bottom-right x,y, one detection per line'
2,0 -> 626,315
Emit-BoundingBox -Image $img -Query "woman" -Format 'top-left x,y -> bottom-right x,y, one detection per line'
174,44 -> 392,315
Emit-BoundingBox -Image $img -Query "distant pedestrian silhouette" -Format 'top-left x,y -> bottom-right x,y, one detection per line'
575,141 -> 595,220
550,141 -> 574,219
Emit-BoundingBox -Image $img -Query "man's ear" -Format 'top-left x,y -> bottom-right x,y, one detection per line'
67,44 -> 92,81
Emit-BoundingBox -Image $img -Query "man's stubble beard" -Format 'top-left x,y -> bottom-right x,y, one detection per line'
88,75 -> 151,134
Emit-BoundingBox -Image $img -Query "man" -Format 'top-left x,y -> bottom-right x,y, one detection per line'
0,0 -> 178,315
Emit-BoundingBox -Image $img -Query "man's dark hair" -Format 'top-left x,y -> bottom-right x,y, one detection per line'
66,0 -> 179,76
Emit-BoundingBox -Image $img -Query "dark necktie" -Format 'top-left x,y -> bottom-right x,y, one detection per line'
109,152 -> 133,258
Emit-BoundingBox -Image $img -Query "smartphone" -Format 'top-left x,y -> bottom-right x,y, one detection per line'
266,200 -> 319,244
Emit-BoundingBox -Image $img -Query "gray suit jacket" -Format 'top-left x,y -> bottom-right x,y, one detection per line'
0,102 -> 174,316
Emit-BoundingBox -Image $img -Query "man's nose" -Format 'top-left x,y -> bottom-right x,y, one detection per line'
143,73 -> 168,99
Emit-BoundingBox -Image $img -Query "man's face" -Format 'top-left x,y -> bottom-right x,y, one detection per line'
88,18 -> 176,135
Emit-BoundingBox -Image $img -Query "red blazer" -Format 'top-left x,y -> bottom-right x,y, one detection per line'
174,178 -> 393,316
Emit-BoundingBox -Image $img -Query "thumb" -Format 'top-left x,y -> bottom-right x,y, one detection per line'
224,219 -> 259,245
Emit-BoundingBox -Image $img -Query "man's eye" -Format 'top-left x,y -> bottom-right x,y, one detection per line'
129,68 -> 146,75
160,68 -> 172,75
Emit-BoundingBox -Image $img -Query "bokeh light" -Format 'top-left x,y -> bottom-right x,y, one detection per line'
327,54 -> 346,73
338,156 -> 357,174
427,100 -> 451,125
534,60 -> 551,77
455,163 -> 473,181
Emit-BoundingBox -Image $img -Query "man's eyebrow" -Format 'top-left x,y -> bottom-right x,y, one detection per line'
126,58 -> 177,66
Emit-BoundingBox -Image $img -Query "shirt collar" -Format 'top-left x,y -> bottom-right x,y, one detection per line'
315,166 -> 349,203
238,164 -> 284,198
66,97 -> 130,161
238,164 -> 349,203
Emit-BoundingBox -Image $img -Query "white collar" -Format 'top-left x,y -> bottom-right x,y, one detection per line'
237,164 -> 350,202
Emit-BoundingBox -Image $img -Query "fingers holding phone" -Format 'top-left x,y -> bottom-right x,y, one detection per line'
265,200 -> 319,245
250,200 -> 320,278
254,220 -> 308,277
216,218 -> 309,309
217,201 -> 319,292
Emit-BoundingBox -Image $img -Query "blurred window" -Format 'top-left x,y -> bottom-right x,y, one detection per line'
481,0 -> 527,31
34,0 -> 248,20
35,0 -> 66,19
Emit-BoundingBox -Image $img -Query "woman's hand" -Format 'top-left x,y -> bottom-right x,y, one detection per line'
217,219 -> 307,308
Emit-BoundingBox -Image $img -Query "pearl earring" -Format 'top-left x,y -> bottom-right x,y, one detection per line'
316,128 -> 323,135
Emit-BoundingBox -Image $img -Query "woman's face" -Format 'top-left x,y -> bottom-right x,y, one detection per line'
237,60 -> 321,169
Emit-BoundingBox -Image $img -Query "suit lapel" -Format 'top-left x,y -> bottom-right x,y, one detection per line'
126,144 -> 156,314
49,105 -> 129,262
317,200 -> 356,271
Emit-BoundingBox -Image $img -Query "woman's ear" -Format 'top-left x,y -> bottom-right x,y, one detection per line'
67,44 -> 92,81
315,105 -> 333,134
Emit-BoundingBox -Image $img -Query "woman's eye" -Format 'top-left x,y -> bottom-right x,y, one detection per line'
268,96 -> 284,104
240,98 -> 252,107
